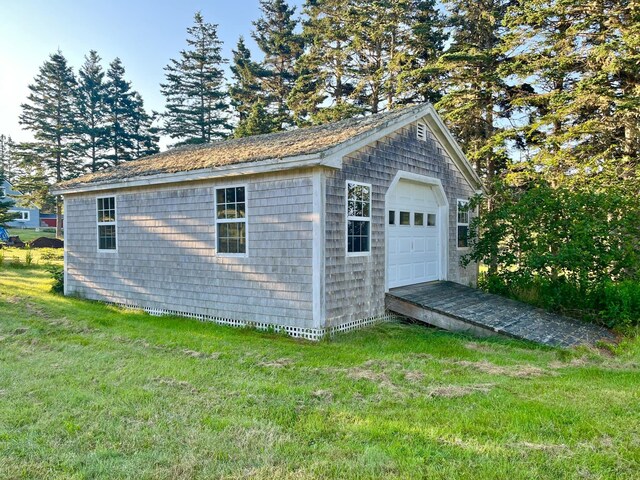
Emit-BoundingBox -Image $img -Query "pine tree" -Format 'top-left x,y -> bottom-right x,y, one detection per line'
0,134 -> 16,184
130,92 -> 160,158
10,142 -> 56,215
19,50 -> 80,237
161,12 -> 230,146
434,0 -> 512,191
234,101 -> 279,138
229,36 -> 271,125
0,167 -> 18,226
289,0 -> 361,124
252,0 -> 304,129
104,58 -> 137,166
77,50 -> 109,172
503,0 -> 640,188
398,0 -> 447,104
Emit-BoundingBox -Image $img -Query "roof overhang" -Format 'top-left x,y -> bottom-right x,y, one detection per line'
51,104 -> 484,196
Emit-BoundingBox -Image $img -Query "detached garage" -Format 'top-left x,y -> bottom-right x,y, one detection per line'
52,103 -> 482,339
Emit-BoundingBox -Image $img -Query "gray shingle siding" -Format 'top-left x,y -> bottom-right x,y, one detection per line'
65,170 -> 316,328
324,123 -> 478,328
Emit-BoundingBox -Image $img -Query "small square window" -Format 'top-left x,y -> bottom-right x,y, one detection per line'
427,213 -> 436,226
399,211 -> 410,226
414,212 -> 424,226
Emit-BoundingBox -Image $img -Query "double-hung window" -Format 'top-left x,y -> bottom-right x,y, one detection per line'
346,181 -> 371,255
97,197 -> 117,251
216,186 -> 247,255
457,199 -> 470,249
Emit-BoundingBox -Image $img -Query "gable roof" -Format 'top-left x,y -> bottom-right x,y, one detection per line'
52,103 -> 482,195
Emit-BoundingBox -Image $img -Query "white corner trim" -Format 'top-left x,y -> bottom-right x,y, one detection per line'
63,197 -> 68,296
384,171 -> 450,292
312,168 -> 325,329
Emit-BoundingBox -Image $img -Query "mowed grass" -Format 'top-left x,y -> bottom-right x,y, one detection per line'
0,266 -> 639,479
6,228 -> 58,243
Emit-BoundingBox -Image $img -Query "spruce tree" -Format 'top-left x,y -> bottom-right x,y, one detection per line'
252,0 -> 304,129
234,102 -> 278,138
504,0 -> 640,188
130,92 -> 160,158
289,0 -> 361,124
77,50 -> 109,172
229,36 -> 270,125
434,0 -> 512,191
104,58 -> 137,166
0,167 -> 18,226
0,134 -> 15,184
399,0 -> 447,104
19,50 -> 80,237
161,12 -> 230,146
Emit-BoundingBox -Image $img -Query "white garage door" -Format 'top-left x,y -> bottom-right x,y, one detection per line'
387,180 -> 441,288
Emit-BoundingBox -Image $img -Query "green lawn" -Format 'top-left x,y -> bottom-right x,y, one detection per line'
6,227 -> 59,243
0,264 -> 639,479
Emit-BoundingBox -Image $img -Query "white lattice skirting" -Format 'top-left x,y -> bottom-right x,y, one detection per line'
105,301 -> 399,341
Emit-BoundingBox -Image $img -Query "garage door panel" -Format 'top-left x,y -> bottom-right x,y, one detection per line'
388,179 -> 442,289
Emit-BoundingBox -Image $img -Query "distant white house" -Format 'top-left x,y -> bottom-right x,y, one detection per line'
1,179 -> 40,228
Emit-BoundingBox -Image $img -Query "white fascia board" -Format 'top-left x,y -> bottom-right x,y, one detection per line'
51,153 -> 331,195
319,105 -> 434,166
422,105 -> 485,192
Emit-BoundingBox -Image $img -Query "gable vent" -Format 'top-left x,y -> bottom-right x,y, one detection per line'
416,121 -> 427,141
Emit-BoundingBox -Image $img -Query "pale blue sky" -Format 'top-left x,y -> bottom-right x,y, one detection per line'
0,0 -> 304,144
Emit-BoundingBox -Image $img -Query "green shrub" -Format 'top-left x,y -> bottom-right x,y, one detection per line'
466,182 -> 640,328
40,249 -> 63,262
45,264 -> 64,294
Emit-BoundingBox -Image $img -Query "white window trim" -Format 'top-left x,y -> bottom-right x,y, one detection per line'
345,180 -> 372,257
96,195 -> 118,252
9,210 -> 29,222
457,198 -> 470,250
214,183 -> 248,258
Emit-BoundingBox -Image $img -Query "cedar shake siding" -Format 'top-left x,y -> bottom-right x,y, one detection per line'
323,123 -> 478,328
65,170 -> 316,328
55,104 -> 483,338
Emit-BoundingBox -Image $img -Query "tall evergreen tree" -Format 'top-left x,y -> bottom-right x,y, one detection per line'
77,50 -> 109,172
398,0 -> 447,104
234,101 -> 279,138
0,134 -> 16,184
19,50 -> 80,237
161,12 -> 230,146
252,0 -> 304,129
104,58 -> 137,166
130,92 -> 160,158
289,0 -> 361,124
0,167 -> 18,226
229,36 -> 270,126
434,0 -> 512,191
503,0 -> 640,188
10,142 -> 56,214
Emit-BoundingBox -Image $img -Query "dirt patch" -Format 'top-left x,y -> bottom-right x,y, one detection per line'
30,237 -> 64,248
454,360 -> 552,378
428,383 -> 494,398
257,358 -> 293,368
153,377 -> 199,393
404,370 -> 426,383
311,389 -> 334,401
515,441 -> 569,453
13,327 -> 28,335
182,349 -> 221,360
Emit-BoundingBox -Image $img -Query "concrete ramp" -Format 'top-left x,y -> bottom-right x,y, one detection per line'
386,281 -> 617,348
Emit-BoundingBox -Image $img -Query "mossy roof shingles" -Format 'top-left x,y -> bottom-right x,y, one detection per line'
57,105 -> 425,190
